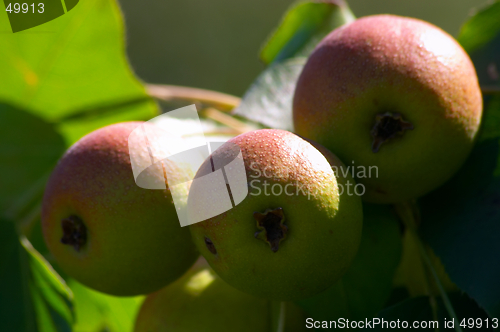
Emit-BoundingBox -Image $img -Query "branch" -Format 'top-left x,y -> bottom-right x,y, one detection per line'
395,201 -> 463,332
481,86 -> 500,95
146,84 -> 241,111
201,108 -> 255,135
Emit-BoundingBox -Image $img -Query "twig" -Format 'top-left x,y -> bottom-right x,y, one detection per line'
416,234 -> 461,332
395,201 -> 463,332
201,107 -> 255,135
197,128 -> 248,137
146,84 -> 241,112
275,302 -> 286,332
481,86 -> 500,95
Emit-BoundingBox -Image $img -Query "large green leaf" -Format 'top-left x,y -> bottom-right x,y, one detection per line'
0,0 -> 156,122
260,0 -> 355,65
233,0 -> 354,130
0,221 -> 74,332
457,1 -> 500,89
56,95 -> 157,145
420,95 -> 500,317
296,203 -> 402,323
0,103 -> 65,219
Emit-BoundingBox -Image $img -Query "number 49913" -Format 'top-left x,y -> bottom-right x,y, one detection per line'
5,3 -> 45,14
460,318 -> 499,329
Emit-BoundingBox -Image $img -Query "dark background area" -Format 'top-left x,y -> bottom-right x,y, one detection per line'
118,0 -> 487,97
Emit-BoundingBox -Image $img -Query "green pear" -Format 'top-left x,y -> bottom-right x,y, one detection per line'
41,122 -> 198,296
293,14 -> 482,203
134,258 -> 308,332
188,129 -> 363,301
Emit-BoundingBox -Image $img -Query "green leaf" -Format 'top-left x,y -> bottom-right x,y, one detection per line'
457,1 -> 500,89
478,96 -> 500,142
23,237 -> 74,330
368,294 -> 492,331
69,279 -> 144,332
420,95 -> 500,317
260,0 -> 355,65
65,0 -> 79,12
233,57 -> 306,131
0,221 -> 74,332
57,96 -> 157,145
458,1 -> 500,55
0,102 -> 65,220
0,0 -> 157,122
296,203 -> 402,321
233,0 -> 354,130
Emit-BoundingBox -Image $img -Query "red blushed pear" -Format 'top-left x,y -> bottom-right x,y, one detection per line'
41,122 -> 198,296
293,14 -> 483,204
188,129 -> 363,301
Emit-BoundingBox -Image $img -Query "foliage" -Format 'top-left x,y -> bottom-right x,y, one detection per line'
0,221 -> 73,332
233,0 -> 354,131
0,0 -> 156,330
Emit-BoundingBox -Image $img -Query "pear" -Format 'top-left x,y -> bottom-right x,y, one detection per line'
293,15 -> 482,203
134,257 -> 307,332
188,129 -> 363,301
41,122 -> 198,296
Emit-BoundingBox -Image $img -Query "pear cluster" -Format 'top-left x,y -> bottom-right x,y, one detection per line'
40,14 -> 481,331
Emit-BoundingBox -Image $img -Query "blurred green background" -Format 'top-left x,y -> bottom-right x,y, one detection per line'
119,0 -> 488,96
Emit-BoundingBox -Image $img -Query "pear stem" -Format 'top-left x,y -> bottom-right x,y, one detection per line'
270,301 -> 286,332
395,201 -> 463,332
201,107 -> 256,135
481,86 -> 500,95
